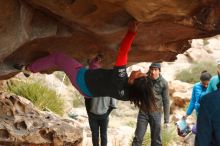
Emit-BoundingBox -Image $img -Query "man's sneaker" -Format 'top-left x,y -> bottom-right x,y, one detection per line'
13,64 -> 31,77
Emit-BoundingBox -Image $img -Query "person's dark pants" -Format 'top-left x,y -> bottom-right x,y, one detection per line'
132,111 -> 162,146
88,113 -> 109,146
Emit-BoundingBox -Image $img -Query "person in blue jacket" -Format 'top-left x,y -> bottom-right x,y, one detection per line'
183,70 -> 211,135
206,59 -> 220,93
195,82 -> 220,146
184,70 -> 212,117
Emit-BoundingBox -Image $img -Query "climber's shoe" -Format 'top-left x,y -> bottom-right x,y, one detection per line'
13,64 -> 31,77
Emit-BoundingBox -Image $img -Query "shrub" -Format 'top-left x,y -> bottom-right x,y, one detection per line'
72,91 -> 84,107
54,71 -> 71,85
127,120 -> 136,128
152,125 -> 177,145
53,71 -> 84,107
161,125 -> 178,146
175,61 -> 216,83
130,124 -> 177,146
203,39 -> 209,46
7,80 -> 65,116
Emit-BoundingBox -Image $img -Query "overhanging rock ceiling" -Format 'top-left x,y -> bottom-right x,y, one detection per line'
1,0 -> 220,78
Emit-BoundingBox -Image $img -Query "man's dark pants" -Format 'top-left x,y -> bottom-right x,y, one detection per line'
132,111 -> 162,146
88,113 -> 109,146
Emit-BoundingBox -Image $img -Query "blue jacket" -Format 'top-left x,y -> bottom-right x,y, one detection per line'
206,75 -> 219,93
186,82 -> 207,116
195,89 -> 220,146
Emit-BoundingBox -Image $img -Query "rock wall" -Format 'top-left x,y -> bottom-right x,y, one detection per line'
0,92 -> 83,146
1,0 -> 220,78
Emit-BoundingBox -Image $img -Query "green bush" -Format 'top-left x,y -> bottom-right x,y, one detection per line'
142,126 -> 177,146
72,91 -> 84,107
54,71 -> 84,107
203,39 -> 209,46
54,71 -> 71,85
127,120 -> 136,128
130,124 -> 177,146
161,125 -> 177,146
175,61 -> 216,83
7,80 -> 65,116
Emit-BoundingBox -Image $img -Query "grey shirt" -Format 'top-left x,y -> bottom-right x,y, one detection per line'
89,97 -> 117,115
147,75 -> 170,123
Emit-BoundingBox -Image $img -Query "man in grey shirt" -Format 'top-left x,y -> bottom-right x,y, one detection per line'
85,97 -> 116,146
132,63 -> 170,146
89,97 -> 116,115
85,55 -> 116,146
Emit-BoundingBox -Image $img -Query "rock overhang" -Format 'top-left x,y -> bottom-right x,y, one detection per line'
1,0 -> 220,78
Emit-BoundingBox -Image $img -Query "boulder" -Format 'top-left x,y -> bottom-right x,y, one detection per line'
1,0 -> 220,78
169,80 -> 193,114
0,92 -> 83,146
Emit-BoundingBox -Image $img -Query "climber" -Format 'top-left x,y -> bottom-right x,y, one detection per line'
16,21 -> 157,112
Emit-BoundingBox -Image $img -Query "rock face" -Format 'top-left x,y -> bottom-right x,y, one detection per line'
169,80 -> 193,114
0,92 -> 83,146
1,0 -> 220,78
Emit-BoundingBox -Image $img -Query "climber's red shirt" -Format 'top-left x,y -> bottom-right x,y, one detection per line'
115,31 -> 137,66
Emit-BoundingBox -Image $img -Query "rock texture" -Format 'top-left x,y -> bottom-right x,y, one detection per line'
0,92 -> 83,146
1,0 -> 220,78
169,80 -> 193,114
